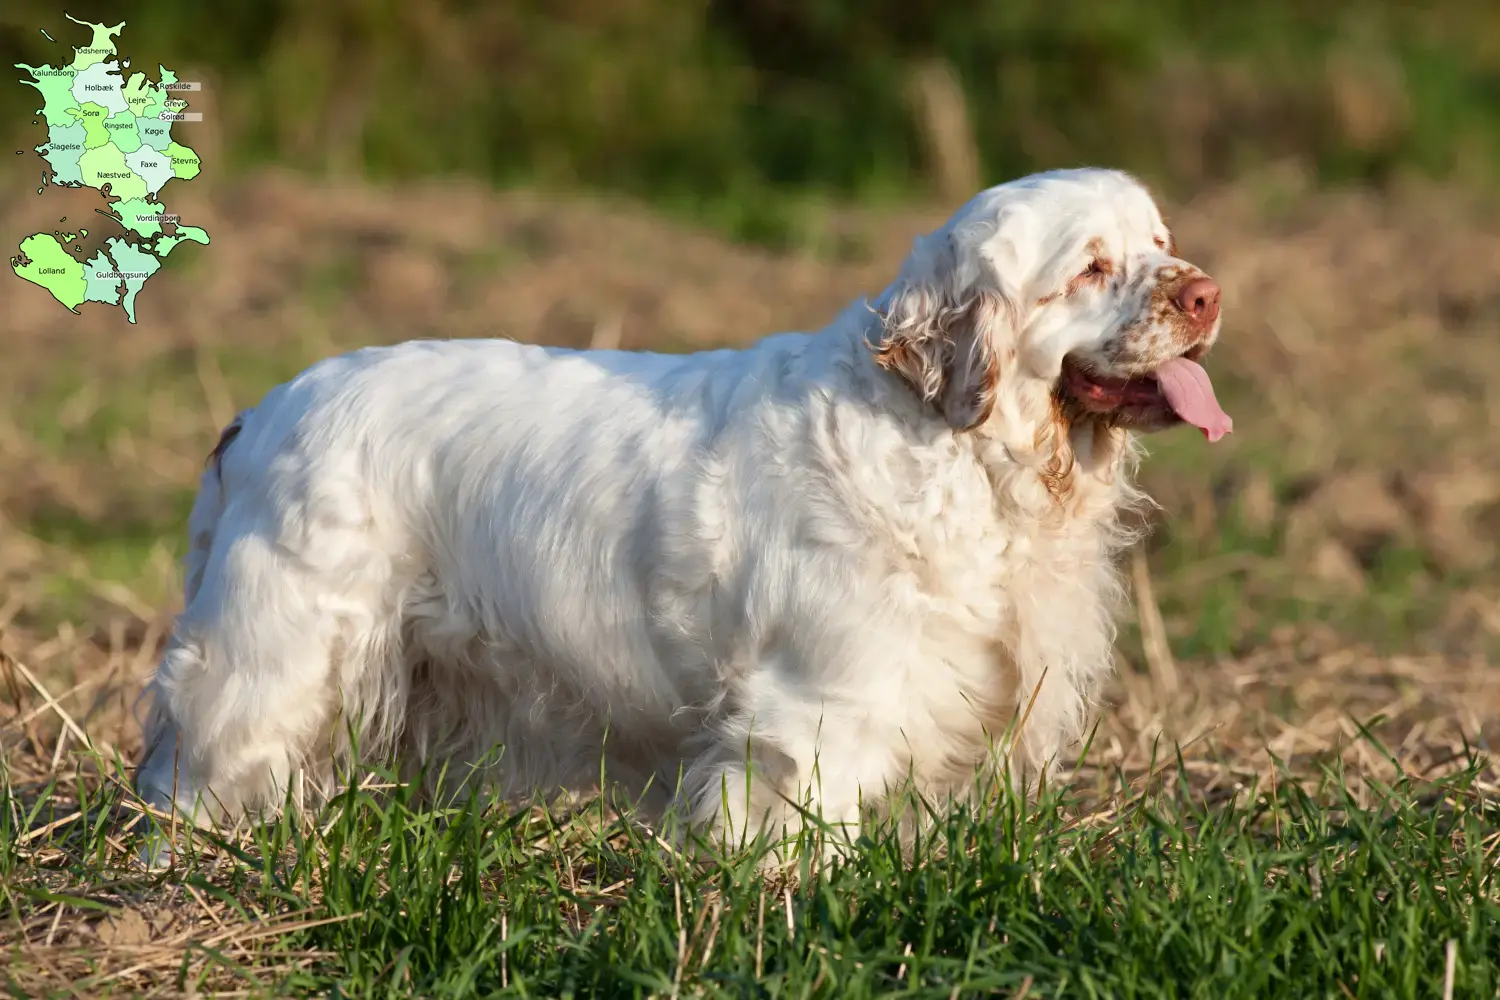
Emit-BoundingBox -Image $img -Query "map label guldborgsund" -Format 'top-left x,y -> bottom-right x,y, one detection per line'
10,13 -> 210,323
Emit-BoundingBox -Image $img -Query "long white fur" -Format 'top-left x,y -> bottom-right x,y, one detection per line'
136,168 -> 1218,859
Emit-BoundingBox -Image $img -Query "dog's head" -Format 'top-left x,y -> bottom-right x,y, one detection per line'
869,168 -> 1230,442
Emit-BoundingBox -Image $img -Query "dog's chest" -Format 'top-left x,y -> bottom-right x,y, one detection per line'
893,500 -> 1117,737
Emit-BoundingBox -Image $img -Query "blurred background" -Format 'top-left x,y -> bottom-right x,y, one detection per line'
2,1 -> 1499,777
10,0 -> 1500,220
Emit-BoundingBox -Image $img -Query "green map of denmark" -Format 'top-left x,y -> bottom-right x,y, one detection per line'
11,13 -> 209,323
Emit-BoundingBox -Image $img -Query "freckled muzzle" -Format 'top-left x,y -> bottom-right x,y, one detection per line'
1060,267 -> 1232,442
1152,270 -> 1223,351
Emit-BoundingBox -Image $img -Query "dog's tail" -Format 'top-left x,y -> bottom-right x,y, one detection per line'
206,411 -> 246,480
184,409 -> 252,606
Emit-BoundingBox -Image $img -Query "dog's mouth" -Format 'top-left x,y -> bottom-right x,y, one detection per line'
1059,351 -> 1232,442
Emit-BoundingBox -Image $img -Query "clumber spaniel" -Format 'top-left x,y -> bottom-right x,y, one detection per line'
136,168 -> 1229,862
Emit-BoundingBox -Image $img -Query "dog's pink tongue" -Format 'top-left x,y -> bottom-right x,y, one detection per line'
1155,357 -> 1232,442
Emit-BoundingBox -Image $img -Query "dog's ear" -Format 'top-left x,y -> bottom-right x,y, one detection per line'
869,233 -> 1016,432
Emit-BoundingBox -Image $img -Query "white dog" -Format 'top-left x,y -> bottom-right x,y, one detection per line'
136,168 -> 1229,860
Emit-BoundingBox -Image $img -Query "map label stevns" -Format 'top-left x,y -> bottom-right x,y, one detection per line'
11,13 -> 210,323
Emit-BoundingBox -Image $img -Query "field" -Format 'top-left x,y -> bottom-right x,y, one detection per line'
4,7 -> 1500,989
2,156 -> 1499,995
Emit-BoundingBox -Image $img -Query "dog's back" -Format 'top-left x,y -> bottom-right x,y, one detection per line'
136,330 -> 867,843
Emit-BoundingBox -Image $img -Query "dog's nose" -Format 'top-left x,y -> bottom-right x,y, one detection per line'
1173,277 -> 1221,325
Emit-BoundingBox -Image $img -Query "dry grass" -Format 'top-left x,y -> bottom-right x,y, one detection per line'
3,165 -> 1500,992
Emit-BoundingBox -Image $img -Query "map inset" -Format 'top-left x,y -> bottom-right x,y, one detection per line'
11,13 -> 209,323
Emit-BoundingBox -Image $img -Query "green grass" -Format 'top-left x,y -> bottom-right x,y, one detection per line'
3,742 -> 1495,997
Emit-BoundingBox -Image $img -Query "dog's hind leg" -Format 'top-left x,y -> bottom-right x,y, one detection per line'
137,424 -> 405,864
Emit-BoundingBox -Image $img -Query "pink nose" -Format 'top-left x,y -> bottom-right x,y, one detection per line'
1174,276 -> 1221,324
